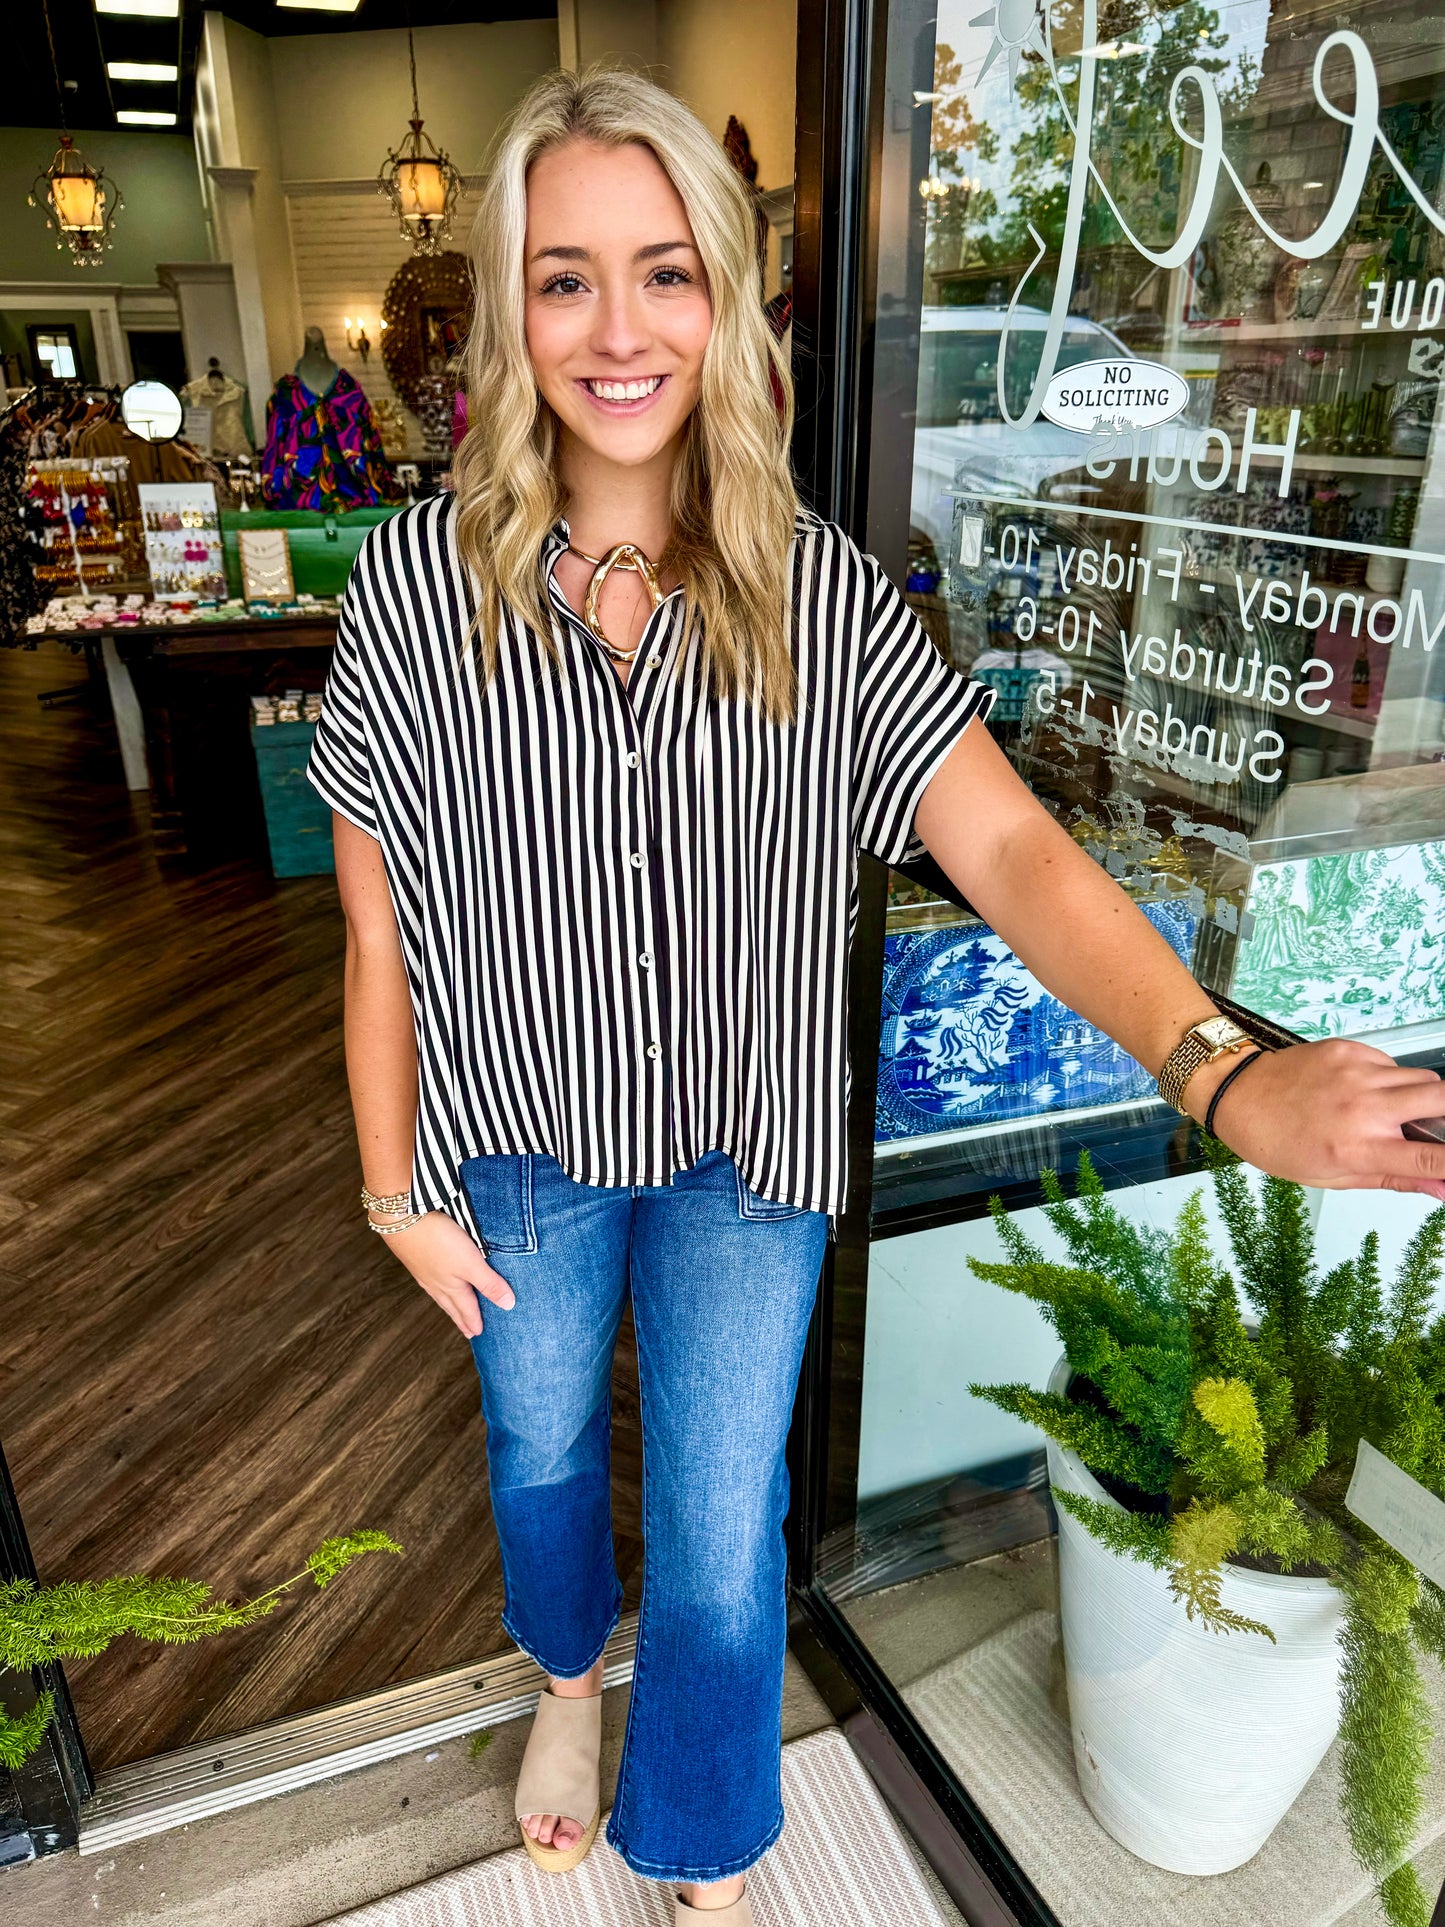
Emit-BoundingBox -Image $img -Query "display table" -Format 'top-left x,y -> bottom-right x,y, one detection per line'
124,612 -> 338,863
31,611 -> 339,864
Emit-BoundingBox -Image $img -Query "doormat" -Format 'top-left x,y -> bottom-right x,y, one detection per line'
903,1608 -> 1445,1927
319,1725 -> 952,1926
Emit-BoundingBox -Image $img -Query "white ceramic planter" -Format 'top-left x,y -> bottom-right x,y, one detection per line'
1046,1356 -> 1345,1875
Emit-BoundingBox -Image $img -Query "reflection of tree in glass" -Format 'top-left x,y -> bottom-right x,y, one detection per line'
963,0 -> 1258,279
925,43 -> 1000,280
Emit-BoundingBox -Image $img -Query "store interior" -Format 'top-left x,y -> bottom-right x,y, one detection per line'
1,0 -> 796,1775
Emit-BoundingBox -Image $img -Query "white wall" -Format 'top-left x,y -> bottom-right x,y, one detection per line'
857,1172 -> 1442,1502
194,13 -> 303,403
559,0 -> 660,71
268,21 -> 560,183
558,0 -> 797,192
656,0 -> 797,195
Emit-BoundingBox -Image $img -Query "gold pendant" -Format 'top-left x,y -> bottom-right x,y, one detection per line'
573,542 -> 663,660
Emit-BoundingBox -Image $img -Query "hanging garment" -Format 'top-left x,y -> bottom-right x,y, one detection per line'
0,422 -> 43,641
180,373 -> 252,457
73,415 -> 219,529
259,369 -> 400,512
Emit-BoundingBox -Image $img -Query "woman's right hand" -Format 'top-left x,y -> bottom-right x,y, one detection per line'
373,1211 -> 516,1338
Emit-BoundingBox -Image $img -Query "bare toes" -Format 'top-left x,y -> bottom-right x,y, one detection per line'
555,1819 -> 581,1850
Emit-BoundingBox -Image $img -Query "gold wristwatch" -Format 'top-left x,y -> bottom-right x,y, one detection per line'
1157,1015 -> 1254,1112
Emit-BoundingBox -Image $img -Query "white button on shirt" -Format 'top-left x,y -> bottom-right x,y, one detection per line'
308,502 -> 993,1225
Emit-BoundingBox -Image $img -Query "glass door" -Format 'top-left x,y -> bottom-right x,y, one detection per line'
789,0 -> 1445,1921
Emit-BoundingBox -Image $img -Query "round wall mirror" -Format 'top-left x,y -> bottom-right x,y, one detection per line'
121,378 -> 183,443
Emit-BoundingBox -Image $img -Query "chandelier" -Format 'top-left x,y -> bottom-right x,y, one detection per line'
31,135 -> 123,270
30,1 -> 123,269
377,29 -> 461,255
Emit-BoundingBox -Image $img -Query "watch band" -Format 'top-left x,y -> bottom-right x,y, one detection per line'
1157,1032 -> 1218,1111
1157,1017 -> 1254,1112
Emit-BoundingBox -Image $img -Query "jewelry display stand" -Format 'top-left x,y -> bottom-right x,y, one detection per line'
237,527 -> 295,605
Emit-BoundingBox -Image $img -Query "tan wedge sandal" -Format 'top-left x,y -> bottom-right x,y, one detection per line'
514,1688 -> 603,1873
674,1891 -> 753,1925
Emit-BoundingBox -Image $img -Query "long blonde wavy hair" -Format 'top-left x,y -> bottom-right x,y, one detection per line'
451,65 -> 801,721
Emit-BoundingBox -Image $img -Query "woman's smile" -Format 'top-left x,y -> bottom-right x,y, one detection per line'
577,373 -> 669,411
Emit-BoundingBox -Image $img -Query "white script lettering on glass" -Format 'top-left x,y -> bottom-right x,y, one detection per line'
998,0 -> 1436,427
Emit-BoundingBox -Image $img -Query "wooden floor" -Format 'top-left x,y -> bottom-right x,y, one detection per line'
0,644 -> 644,1773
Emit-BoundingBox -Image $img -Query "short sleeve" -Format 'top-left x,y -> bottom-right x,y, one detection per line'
307,587 -> 378,838
852,554 -> 996,865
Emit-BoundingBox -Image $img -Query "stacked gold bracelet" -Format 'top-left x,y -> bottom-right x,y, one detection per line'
369,1212 -> 424,1237
361,1183 -> 412,1214
360,1181 -> 422,1236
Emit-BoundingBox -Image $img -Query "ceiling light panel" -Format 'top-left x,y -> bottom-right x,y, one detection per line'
116,109 -> 178,125
95,0 -> 179,14
107,61 -> 179,81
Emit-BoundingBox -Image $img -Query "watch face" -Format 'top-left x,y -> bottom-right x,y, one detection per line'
1195,1016 -> 1249,1049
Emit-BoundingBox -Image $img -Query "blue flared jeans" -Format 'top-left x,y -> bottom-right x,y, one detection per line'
459,1147 -> 828,1886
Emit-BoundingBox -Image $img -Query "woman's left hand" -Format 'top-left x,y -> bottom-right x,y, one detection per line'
1193,1038 -> 1445,1200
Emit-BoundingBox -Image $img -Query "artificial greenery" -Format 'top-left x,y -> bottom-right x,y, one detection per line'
968,1147 -> 1445,1927
0,1530 -> 404,1773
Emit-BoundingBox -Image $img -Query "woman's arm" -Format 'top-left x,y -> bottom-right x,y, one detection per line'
333,814 -> 516,1335
915,724 -> 1445,1200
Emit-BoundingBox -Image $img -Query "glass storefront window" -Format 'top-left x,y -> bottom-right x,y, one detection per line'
798,2 -> 1445,1922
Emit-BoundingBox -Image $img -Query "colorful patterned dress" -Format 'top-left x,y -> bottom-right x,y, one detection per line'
260,369 -> 400,512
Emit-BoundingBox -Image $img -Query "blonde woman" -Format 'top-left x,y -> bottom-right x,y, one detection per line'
309,66 -> 1445,1925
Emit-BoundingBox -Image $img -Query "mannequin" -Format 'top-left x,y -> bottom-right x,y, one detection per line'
259,326 -> 398,512
179,356 -> 251,457
295,326 -> 340,400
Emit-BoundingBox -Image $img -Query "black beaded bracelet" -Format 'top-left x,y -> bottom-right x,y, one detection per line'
1203,1047 -> 1268,1138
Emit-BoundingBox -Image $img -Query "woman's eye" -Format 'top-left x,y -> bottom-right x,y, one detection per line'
540,272 -> 587,297
651,266 -> 695,288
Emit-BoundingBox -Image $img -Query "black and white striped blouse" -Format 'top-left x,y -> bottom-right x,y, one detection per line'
307,496 -> 992,1227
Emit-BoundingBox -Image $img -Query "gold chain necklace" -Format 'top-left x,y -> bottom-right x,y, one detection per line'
566,541 -> 663,662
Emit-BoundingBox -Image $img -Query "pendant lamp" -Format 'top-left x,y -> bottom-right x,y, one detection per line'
30,4 -> 123,268
377,28 -> 461,255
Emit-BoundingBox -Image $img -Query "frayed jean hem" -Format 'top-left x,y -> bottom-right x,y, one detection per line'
502,1593 -> 623,1681
604,1801 -> 784,1884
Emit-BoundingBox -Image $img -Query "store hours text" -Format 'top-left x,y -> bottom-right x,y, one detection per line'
995,523 -> 1443,784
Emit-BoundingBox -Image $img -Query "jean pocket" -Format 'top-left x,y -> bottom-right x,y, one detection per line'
459,1152 -> 538,1252
733,1165 -> 806,1220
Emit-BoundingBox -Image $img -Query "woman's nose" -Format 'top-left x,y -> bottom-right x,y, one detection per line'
589,284 -> 651,363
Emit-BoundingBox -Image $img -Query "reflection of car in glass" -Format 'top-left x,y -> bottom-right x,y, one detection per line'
910,305 -> 1133,565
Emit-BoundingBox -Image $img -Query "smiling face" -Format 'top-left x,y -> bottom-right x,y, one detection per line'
523,137 -> 713,474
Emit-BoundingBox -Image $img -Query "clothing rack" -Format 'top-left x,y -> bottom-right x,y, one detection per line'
1,380 -> 123,424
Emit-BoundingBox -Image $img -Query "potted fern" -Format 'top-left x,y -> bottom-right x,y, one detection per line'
1,1531 -> 402,1774
970,1147 -> 1445,1927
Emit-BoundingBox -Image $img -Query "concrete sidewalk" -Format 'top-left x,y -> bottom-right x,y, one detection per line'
11,1655 -> 960,1927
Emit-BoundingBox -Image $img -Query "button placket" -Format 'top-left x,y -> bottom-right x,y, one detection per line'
615,677 -> 667,1116
544,542 -> 674,1144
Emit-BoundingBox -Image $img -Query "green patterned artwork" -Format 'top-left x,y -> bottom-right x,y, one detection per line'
1233,839 -> 1445,1038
